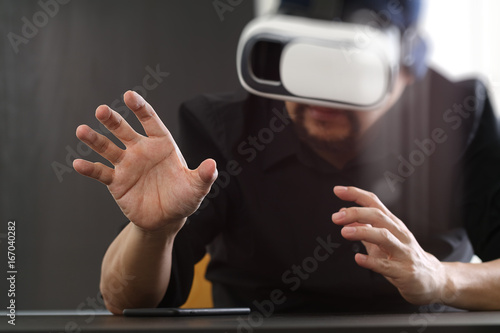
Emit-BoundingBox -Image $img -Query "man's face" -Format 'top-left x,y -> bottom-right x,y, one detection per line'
285,71 -> 410,153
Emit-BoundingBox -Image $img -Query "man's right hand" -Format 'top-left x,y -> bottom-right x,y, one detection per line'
73,90 -> 217,232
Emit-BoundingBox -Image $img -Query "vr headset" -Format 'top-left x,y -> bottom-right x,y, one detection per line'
237,10 -> 424,110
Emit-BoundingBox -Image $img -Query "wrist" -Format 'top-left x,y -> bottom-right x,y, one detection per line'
130,218 -> 186,241
438,262 -> 459,306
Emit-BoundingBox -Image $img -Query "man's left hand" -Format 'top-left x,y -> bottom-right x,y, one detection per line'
332,186 -> 450,305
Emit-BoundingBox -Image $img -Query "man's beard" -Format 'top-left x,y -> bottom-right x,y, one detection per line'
292,104 -> 361,154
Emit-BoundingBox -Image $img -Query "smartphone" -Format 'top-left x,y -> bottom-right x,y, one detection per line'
123,307 -> 251,317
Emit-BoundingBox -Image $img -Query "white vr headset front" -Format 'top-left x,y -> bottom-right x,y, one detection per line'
237,15 -> 401,110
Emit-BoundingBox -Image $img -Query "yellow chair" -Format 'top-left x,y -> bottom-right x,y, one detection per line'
181,253 -> 213,308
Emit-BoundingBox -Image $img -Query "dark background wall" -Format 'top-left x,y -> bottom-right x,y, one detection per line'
0,0 -> 254,310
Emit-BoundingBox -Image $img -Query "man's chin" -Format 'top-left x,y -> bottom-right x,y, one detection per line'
303,115 -> 352,143
304,128 -> 351,144
299,111 -> 360,153
287,101 -> 361,153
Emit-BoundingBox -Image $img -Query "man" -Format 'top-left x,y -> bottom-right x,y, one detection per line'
74,0 -> 500,314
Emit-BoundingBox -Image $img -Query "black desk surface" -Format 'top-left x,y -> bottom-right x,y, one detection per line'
1,310 -> 500,332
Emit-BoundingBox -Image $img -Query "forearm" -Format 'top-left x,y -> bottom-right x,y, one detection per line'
441,258 -> 500,310
100,221 -> 182,314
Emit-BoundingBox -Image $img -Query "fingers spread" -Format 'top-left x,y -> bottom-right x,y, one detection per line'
333,186 -> 408,239
123,90 -> 169,137
76,125 -> 124,165
332,206 -> 408,242
73,159 -> 114,185
95,105 -> 140,144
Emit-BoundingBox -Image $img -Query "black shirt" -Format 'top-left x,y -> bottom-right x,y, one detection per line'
159,69 -> 500,313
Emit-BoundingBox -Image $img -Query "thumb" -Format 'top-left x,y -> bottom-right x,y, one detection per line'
194,158 -> 218,190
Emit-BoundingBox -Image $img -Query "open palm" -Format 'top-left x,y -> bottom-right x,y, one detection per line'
73,91 -> 217,231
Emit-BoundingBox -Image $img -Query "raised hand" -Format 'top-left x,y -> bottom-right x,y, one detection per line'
73,91 -> 217,232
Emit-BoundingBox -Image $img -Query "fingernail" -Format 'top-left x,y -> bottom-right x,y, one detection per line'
343,226 -> 356,234
335,186 -> 348,192
332,211 -> 346,221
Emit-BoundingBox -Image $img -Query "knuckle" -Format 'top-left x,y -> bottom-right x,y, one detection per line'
379,228 -> 392,240
388,212 -> 398,220
349,207 -> 365,221
392,228 -> 404,241
395,224 -> 412,243
393,224 -> 406,237
139,104 -> 155,120
96,137 -> 109,152
106,113 -> 122,131
354,226 -> 365,236
366,191 -> 378,201
379,258 -> 391,271
93,164 -> 103,178
349,207 -> 359,217
374,209 -> 386,222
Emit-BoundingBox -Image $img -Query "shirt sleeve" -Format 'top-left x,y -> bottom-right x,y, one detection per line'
156,94 -> 239,306
462,87 -> 500,262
